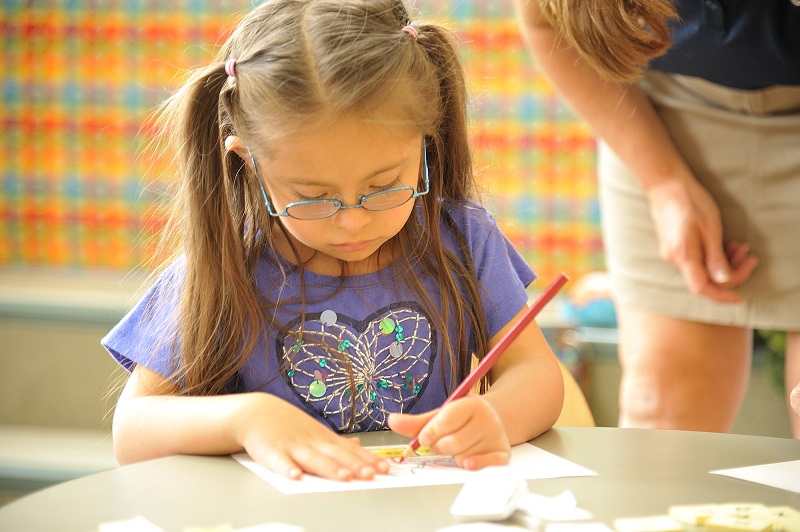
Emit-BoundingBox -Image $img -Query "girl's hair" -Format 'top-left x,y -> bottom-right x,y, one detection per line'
148,0 -> 489,415
540,0 -> 678,83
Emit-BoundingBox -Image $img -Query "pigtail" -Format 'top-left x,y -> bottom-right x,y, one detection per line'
160,63 -> 264,395
397,18 -> 491,391
413,23 -> 473,202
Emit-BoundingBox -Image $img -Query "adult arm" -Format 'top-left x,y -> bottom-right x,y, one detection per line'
513,0 -> 757,301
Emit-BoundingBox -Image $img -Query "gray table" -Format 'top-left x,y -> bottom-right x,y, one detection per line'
1,427 -> 798,531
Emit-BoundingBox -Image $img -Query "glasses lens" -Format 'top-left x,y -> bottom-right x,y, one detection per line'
286,200 -> 340,220
361,188 -> 415,211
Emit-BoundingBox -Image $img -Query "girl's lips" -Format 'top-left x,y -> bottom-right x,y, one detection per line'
332,240 -> 375,253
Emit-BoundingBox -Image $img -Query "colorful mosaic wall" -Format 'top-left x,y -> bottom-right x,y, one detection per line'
1,1 -> 601,282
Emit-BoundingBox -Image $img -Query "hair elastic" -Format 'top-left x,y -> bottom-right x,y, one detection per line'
225,58 -> 237,78
401,25 -> 418,41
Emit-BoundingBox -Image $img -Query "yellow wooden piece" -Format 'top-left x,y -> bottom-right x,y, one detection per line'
706,515 -> 773,532
768,506 -> 800,532
668,504 -> 718,526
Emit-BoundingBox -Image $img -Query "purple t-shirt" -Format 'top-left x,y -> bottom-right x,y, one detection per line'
102,200 -> 535,433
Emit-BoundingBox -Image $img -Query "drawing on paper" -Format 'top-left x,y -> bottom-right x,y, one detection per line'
233,442 -> 597,495
367,445 -> 459,475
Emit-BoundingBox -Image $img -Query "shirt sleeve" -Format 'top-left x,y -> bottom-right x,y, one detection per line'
445,201 -> 536,337
101,259 -> 185,379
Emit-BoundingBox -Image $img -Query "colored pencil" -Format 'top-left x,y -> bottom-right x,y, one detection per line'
400,272 -> 569,460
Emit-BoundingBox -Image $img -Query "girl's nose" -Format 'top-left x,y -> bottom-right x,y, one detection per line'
331,204 -> 372,232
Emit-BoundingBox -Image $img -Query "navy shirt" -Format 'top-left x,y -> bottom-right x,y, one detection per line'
648,0 -> 800,90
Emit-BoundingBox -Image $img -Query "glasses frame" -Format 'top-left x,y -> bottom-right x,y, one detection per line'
247,140 -> 430,221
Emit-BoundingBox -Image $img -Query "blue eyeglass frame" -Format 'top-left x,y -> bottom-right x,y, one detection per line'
247,140 -> 430,221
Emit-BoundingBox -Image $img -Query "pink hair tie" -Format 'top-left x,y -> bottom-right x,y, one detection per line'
225,58 -> 237,78
401,25 -> 418,41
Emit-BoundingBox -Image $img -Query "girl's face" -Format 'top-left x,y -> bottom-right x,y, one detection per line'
253,116 -> 425,274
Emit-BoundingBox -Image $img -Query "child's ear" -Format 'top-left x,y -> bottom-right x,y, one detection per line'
224,135 -> 248,160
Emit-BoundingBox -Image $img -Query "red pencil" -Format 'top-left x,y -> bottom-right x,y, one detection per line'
400,273 -> 569,460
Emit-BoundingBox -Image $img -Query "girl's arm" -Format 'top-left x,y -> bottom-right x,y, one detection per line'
388,304 -> 564,470
483,308 -> 564,445
112,365 -> 389,480
513,0 -> 757,301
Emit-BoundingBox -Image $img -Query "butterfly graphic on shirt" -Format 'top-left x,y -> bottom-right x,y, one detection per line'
278,302 -> 437,432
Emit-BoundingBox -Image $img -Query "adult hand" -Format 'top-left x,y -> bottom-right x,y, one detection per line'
791,382 -> 800,419
387,395 -> 511,470
238,394 -> 390,481
646,177 -> 758,303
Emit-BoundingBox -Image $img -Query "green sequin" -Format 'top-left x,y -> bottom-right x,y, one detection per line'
309,381 -> 327,398
379,317 -> 396,335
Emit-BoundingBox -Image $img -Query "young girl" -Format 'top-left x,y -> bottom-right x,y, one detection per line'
104,0 -> 564,482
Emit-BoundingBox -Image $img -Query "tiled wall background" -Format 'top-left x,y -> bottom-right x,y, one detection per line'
1,1 -> 601,282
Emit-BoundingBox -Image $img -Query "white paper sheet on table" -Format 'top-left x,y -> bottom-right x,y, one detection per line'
233,443 -> 597,495
711,459 -> 800,494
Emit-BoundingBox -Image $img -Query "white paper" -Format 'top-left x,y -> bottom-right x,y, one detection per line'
233,443 -> 596,495
545,524 -> 613,532
516,490 -> 593,521
711,459 -> 800,494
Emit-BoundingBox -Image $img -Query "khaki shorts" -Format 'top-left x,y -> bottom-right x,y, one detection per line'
599,72 -> 800,330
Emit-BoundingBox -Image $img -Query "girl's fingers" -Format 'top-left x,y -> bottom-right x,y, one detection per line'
458,450 -> 512,471
289,443 -> 358,481
335,444 -> 391,478
418,397 -> 481,449
443,419 -> 509,467
422,397 -> 508,461
387,409 -> 438,438
432,427 -> 483,458
290,440 -> 390,481
341,436 -> 390,474
255,448 -> 304,480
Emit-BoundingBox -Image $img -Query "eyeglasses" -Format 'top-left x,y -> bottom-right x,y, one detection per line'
248,142 -> 430,221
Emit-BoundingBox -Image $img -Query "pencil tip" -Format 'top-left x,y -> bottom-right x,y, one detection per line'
400,446 -> 414,461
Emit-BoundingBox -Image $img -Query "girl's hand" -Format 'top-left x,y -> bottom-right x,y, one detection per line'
646,177 -> 758,303
387,395 -> 511,470
236,394 -> 390,481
